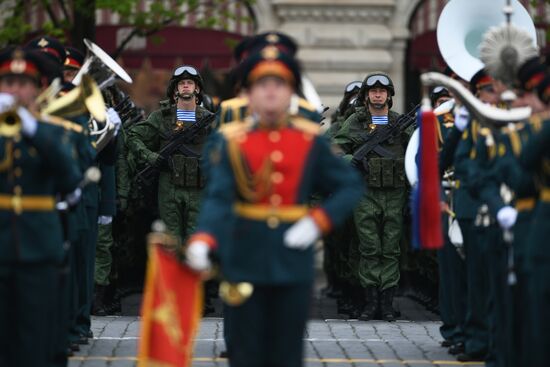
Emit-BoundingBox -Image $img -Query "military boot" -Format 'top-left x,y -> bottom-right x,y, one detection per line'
359,286 -> 379,321
380,286 -> 397,322
92,285 -> 107,316
348,286 -> 365,319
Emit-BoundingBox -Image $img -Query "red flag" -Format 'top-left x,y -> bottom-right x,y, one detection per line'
138,244 -> 203,367
418,107 -> 444,249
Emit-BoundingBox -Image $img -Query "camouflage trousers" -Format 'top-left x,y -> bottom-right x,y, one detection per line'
158,179 -> 202,246
95,223 -> 113,286
354,188 -> 407,290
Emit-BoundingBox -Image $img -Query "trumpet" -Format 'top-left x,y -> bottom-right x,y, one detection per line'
0,109 -> 22,138
0,75 -> 106,138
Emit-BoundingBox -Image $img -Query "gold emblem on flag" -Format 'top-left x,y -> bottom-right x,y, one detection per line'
152,291 -> 182,346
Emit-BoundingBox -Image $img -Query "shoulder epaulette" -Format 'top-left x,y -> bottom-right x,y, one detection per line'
528,111 -> 550,132
297,98 -> 316,112
479,127 -> 492,137
220,97 -> 249,109
218,118 -> 254,141
42,115 -> 84,134
290,116 -> 322,136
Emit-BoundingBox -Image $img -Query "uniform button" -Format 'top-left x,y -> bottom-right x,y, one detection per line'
267,216 -> 280,229
13,186 -> 22,195
268,131 -> 281,142
13,149 -> 21,159
271,172 -> 284,184
14,167 -> 22,177
270,150 -> 283,163
270,194 -> 282,206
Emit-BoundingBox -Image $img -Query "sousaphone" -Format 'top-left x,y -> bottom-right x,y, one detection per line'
405,0 -> 537,186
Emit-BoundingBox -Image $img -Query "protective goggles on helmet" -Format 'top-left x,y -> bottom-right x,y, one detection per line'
345,81 -> 362,93
173,65 -> 199,77
432,86 -> 447,95
365,75 -> 390,87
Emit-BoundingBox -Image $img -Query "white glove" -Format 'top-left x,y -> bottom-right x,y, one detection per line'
454,106 -> 470,132
98,215 -> 113,225
17,106 -> 38,137
0,93 -> 15,113
284,216 -> 321,250
66,187 -> 82,206
106,107 -> 122,136
185,241 -> 211,272
497,206 -> 518,229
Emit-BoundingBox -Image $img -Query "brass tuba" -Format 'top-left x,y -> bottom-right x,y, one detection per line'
405,0 -> 538,186
72,39 -> 134,152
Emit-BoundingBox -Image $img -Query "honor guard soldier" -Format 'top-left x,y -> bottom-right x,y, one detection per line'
127,65 -> 214,244
0,47 -> 81,367
325,80 -> 363,319
333,72 -> 414,321
518,63 -> 550,367
185,47 -> 362,367
434,91 -> 467,352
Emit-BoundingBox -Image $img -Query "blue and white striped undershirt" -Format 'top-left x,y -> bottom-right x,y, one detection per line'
371,115 -> 389,125
176,109 -> 196,122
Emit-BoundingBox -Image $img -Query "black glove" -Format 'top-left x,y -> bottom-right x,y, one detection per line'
350,156 -> 362,169
154,155 -> 170,170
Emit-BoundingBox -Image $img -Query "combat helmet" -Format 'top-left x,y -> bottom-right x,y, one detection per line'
166,65 -> 204,105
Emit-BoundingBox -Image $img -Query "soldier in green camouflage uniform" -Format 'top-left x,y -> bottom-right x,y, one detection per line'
324,81 -> 362,317
127,66 -> 214,245
333,72 -> 413,321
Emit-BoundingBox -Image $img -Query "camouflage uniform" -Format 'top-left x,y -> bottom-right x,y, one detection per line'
127,105 -> 213,243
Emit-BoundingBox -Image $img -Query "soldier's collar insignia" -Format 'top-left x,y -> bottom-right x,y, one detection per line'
261,46 -> 279,60
38,38 -> 49,47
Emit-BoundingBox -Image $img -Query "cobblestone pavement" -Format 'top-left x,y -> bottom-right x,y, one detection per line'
68,316 -> 484,367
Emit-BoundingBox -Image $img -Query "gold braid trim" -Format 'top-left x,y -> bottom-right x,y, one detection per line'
41,114 -> 84,133
508,130 -> 522,157
227,139 -> 273,202
0,140 -> 13,173
289,116 -> 321,136
222,119 -> 274,202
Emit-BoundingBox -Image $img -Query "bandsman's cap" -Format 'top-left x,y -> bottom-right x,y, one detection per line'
64,46 -> 85,70
25,36 -> 67,66
470,68 -> 493,94
517,56 -> 547,92
241,46 -> 301,90
244,32 -> 298,59
0,47 -> 57,86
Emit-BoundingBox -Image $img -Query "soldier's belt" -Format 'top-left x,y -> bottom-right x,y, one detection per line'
0,194 -> 55,214
540,188 -> 550,203
234,203 -> 308,227
515,198 -> 535,212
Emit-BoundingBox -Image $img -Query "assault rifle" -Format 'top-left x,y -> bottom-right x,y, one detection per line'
137,113 -> 216,186
351,104 -> 419,165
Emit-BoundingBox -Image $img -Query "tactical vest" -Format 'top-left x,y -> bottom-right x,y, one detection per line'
159,106 -> 212,188
359,109 -> 407,189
